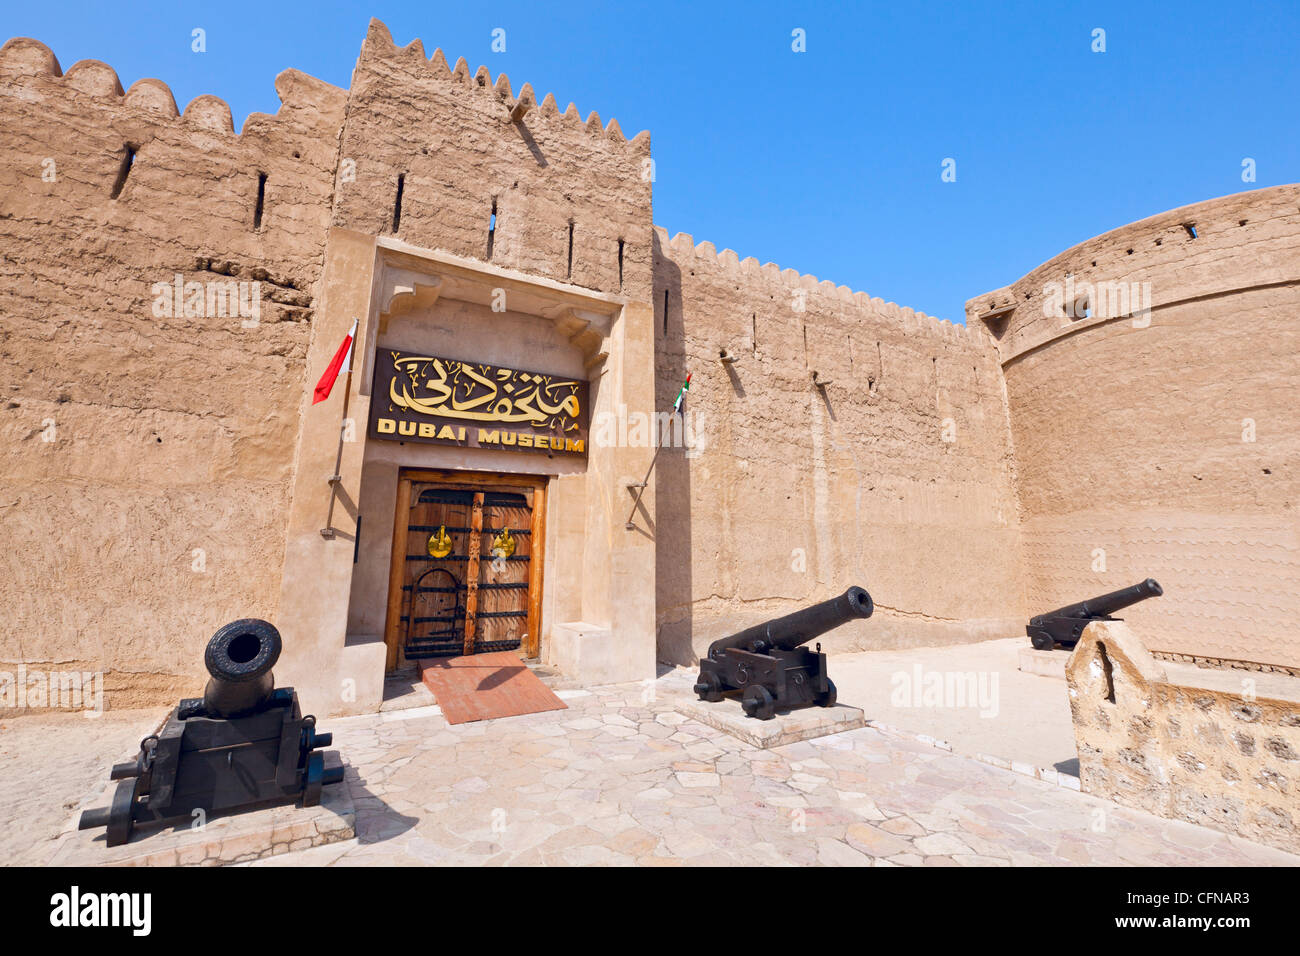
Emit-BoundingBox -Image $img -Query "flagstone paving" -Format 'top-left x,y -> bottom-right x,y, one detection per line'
0,708 -> 163,866
5,669 -> 1298,867
244,673 -> 1300,868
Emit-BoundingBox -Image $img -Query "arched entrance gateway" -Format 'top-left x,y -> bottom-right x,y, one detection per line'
273,237 -> 658,716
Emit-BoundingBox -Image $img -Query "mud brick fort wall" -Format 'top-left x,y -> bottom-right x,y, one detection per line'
0,18 -> 1297,708
968,185 -> 1300,669
0,38 -> 346,705
334,22 -> 653,302
653,232 -> 1026,662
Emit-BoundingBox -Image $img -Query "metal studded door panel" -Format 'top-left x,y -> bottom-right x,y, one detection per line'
400,486 -> 472,660
398,483 -> 533,661
474,492 -> 533,654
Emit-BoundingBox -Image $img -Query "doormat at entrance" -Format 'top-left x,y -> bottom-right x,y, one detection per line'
418,651 -> 568,725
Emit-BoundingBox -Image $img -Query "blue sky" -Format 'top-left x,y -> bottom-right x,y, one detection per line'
8,1 -> 1298,322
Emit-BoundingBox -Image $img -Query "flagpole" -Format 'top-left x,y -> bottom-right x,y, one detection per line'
318,364 -> 353,538
319,321 -> 359,539
625,372 -> 690,531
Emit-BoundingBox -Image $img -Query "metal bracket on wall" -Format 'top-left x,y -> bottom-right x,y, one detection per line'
624,482 -> 649,531
320,475 -> 344,538
625,372 -> 691,532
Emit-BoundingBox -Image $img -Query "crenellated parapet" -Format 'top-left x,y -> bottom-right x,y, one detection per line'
0,36 -> 345,138
0,35 -> 348,320
330,19 -> 653,300
654,224 -> 986,348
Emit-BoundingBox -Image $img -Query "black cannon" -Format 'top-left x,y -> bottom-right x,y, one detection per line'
78,619 -> 343,847
1026,578 -> 1163,650
694,586 -> 873,720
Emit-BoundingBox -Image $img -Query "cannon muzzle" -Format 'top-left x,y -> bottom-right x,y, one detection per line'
707,586 -> 873,659
201,618 -> 283,718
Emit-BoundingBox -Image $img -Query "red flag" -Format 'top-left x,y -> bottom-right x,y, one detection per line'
312,319 -> 357,405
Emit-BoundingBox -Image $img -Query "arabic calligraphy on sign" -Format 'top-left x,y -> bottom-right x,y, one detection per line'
369,350 -> 589,457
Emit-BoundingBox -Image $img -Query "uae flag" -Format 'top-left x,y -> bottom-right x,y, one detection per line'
673,372 -> 691,412
312,318 -> 358,405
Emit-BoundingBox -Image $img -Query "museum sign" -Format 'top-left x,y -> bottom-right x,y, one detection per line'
368,350 -> 589,456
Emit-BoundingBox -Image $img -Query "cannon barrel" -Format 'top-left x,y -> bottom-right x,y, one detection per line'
201,618 -> 283,718
1038,578 -> 1163,622
707,586 -> 873,658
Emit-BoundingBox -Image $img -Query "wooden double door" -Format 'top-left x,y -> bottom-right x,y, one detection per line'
384,470 -> 546,669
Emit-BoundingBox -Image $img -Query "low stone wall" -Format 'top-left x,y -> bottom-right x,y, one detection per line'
1067,620 -> 1300,854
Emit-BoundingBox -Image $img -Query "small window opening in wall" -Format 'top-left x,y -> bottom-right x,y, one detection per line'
391,174 -> 405,234
1071,295 -> 1091,320
487,199 -> 497,259
1184,223 -> 1198,239
1098,642 -> 1116,703
751,313 -> 757,352
110,144 -> 137,200
1239,219 -> 1248,226
1154,238 -> 1162,246
662,288 -> 669,334
617,239 -> 625,290
253,172 -> 267,230
1125,248 -> 1134,255
566,220 -> 574,278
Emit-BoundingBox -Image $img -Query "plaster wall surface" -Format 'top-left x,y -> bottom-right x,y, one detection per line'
1068,620 -> 1300,854
0,38 -> 346,706
653,229 -> 1027,664
969,185 -> 1300,668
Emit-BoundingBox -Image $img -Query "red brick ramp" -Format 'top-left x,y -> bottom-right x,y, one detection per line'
418,652 -> 567,724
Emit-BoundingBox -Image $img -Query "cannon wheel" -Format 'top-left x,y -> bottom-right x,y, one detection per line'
1030,633 -> 1056,651
694,671 -> 724,703
815,678 -> 837,709
742,685 -> 776,721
